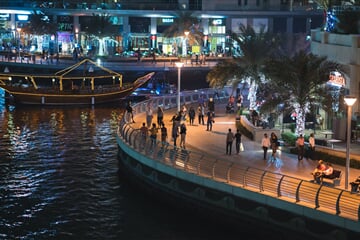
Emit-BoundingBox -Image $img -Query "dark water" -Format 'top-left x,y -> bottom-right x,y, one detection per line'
0,97 -> 267,240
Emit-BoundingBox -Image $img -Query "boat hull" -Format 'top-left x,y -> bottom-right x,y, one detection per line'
0,59 -> 154,106
2,86 -> 137,105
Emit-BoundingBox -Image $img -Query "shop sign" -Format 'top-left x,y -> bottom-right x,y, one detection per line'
0,13 -> 10,21
58,16 -> 73,32
16,14 -> 29,21
58,23 -> 73,32
328,71 -> 345,86
211,19 -> 224,26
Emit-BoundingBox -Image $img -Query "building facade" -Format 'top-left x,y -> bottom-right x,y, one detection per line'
0,0 -> 323,57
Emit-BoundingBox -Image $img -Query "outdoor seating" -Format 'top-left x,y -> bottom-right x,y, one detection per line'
350,176 -> 360,193
322,169 -> 342,186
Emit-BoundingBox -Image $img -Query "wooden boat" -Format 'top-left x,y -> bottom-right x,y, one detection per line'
0,58 -> 155,105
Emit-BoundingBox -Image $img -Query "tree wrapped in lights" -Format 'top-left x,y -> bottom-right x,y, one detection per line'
262,51 -> 346,136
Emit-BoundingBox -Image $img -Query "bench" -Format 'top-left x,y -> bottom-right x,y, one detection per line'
321,169 -> 342,186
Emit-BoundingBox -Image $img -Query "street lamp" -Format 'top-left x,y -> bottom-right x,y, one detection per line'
175,62 -> 184,113
344,95 -> 357,190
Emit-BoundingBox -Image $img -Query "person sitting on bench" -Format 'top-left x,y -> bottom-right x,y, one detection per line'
322,163 -> 334,177
312,160 -> 326,183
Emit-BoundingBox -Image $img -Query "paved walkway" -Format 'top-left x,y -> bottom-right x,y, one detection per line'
133,103 -> 360,192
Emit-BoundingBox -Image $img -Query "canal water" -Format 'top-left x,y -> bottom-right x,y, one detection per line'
0,99 -> 277,240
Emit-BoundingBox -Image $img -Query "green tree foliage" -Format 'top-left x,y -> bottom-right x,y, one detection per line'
206,24 -> 279,97
163,11 -> 203,46
81,13 -> 115,39
335,10 -> 360,34
262,50 -> 346,135
22,11 -> 57,35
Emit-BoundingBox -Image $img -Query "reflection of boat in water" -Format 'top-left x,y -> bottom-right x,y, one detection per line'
0,58 -> 154,106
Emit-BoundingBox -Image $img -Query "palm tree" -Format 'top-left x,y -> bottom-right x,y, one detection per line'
81,13 -> 118,56
22,11 -> 57,36
163,11 -> 203,56
22,11 -> 58,58
207,24 -> 279,109
262,50 -> 346,136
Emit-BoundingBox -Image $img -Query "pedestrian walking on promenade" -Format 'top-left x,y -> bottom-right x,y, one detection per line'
261,133 -> 271,160
270,132 -> 278,161
226,128 -> 235,155
126,101 -> 135,123
308,133 -> 316,160
139,122 -> 148,148
188,106 -> 195,126
296,134 -> 305,160
157,106 -> 164,126
172,124 -> 179,147
160,123 -> 167,147
179,123 -> 187,149
234,129 -> 242,154
197,104 -> 205,125
149,123 -> 158,149
146,106 -> 153,128
206,111 -> 214,131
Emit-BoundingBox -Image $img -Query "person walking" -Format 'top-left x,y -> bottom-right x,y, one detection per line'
188,106 -> 195,126
270,132 -> 278,161
261,133 -> 271,160
308,133 -> 315,160
206,111 -> 214,131
179,122 -> 187,149
160,123 -> 167,147
197,104 -> 205,125
126,101 -> 135,123
234,129 -> 242,154
139,122 -> 148,148
157,106 -> 164,126
172,124 -> 179,147
149,123 -> 158,149
146,106 -> 153,128
226,128 -> 235,155
296,134 -> 305,160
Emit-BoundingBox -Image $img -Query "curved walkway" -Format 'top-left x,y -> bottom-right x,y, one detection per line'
132,102 -> 360,192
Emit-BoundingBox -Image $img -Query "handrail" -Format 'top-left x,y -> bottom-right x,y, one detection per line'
117,88 -> 360,222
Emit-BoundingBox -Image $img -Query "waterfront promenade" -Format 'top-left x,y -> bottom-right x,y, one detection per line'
132,102 -> 360,192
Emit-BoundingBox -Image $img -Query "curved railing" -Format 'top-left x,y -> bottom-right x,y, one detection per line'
117,88 -> 360,222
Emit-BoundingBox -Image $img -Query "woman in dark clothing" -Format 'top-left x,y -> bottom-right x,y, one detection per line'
270,132 -> 278,161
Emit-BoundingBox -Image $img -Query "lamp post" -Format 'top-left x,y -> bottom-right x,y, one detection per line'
344,95 -> 357,190
175,62 -> 184,113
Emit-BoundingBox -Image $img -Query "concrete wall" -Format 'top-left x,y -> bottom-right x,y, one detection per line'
311,30 -> 360,115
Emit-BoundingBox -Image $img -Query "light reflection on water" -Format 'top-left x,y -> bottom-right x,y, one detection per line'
0,102 -> 273,240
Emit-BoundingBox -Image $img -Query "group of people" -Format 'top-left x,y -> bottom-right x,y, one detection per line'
296,133 -> 316,161
312,160 -> 334,183
261,132 -> 280,161
125,97 -> 218,151
225,128 -> 242,155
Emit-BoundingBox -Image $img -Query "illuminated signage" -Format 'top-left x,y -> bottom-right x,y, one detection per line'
162,18 -> 174,23
0,13 -> 10,21
212,19 -> 223,25
328,71 -> 345,86
58,23 -> 73,31
16,15 -> 29,21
